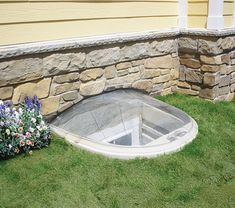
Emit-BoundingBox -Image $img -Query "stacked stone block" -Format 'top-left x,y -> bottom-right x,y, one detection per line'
177,36 -> 235,101
0,39 -> 179,117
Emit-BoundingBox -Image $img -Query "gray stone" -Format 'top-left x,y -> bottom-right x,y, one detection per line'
219,86 -> 230,96
219,75 -> 230,87
178,37 -> 198,53
53,73 -> 79,84
0,58 -> 43,87
43,54 -> 71,76
120,42 -> 149,60
68,53 -> 86,71
150,39 -> 177,56
131,59 -> 145,66
231,83 -> 235,92
198,38 -> 223,55
106,72 -> 140,87
79,79 -> 105,96
86,47 -> 120,67
0,86 -> 13,100
218,36 -> 235,51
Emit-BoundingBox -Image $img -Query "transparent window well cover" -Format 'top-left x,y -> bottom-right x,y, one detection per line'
51,90 -> 198,158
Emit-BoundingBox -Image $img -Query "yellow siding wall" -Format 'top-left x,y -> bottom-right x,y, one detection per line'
0,0 -> 178,46
188,0 -> 208,28
224,0 -> 234,28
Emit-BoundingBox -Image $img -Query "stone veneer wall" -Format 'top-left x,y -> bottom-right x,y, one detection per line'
177,35 -> 235,101
0,38 -> 179,118
0,30 -> 235,118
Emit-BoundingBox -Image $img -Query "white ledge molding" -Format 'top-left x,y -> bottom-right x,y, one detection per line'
1,28 -> 235,60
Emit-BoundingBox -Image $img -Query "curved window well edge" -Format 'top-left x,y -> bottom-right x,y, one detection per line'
50,90 -> 198,160
50,120 -> 198,160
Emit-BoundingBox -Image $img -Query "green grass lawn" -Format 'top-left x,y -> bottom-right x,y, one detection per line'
0,94 -> 234,208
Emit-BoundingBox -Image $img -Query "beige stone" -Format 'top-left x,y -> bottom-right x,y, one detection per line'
128,66 -> 140,73
53,73 -> 79,84
176,88 -> 199,96
170,68 -> 179,80
41,96 -> 60,115
191,85 -> 201,91
117,69 -> 129,77
153,74 -> 170,84
200,54 -> 229,65
0,86 -> 13,100
80,79 -> 105,96
12,78 -> 51,104
163,81 -> 173,89
80,68 -> 103,82
203,73 -> 220,86
116,62 -> 132,70
52,82 -> 80,95
104,65 -> 116,79
144,55 -> 173,69
161,88 -> 172,96
132,80 -> 153,92
178,81 -> 191,89
58,102 -> 73,113
62,91 -> 79,101
199,86 -> 219,100
131,59 -> 144,67
201,65 -> 220,73
180,58 -> 201,69
141,69 -> 160,79
179,66 -> 186,81
185,69 -> 202,83
160,69 -> 171,75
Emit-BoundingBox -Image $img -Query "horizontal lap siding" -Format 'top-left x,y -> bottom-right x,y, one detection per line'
188,0 -> 208,28
224,0 -> 234,28
0,0 -> 178,45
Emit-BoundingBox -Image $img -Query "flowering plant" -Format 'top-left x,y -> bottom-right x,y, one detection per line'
0,96 -> 51,159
